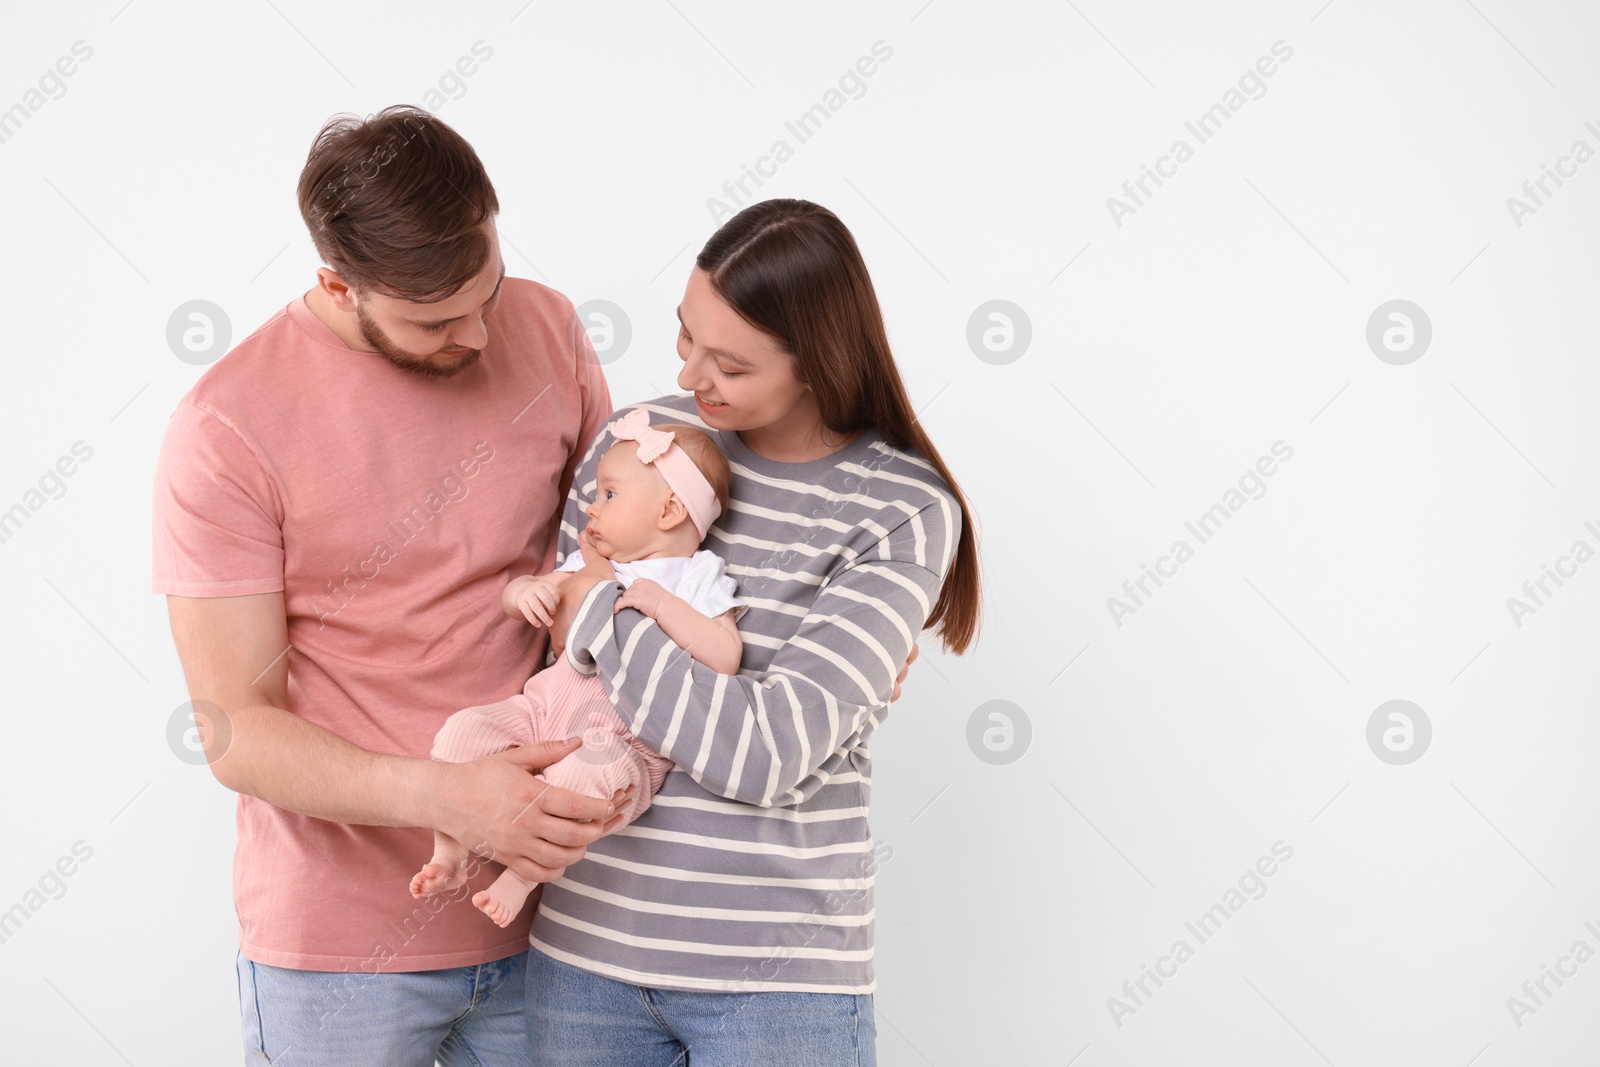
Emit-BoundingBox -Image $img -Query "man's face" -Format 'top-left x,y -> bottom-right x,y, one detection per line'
350,228 -> 506,379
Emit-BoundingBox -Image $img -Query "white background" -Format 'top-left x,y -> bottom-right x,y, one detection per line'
2,1 -> 1598,1063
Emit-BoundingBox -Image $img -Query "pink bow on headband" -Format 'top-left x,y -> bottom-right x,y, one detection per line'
610,407 -> 678,463
608,407 -> 722,539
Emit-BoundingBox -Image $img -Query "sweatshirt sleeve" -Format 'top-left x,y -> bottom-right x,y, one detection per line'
564,494 -> 959,808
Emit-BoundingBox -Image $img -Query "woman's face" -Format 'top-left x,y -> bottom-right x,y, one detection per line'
674,267 -> 810,432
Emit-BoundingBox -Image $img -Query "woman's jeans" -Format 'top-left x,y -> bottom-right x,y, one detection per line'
526,946 -> 877,1066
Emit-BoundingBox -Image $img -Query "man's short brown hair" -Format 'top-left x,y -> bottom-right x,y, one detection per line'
297,105 -> 498,302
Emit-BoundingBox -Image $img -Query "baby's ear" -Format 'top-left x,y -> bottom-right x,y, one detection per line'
658,493 -> 690,531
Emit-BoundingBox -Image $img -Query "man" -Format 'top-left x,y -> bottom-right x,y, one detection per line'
152,105 -> 626,1063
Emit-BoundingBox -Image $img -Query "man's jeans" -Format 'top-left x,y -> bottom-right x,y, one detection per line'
526,946 -> 876,1066
236,949 -> 527,1066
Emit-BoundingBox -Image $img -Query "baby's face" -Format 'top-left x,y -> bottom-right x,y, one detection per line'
584,445 -> 671,562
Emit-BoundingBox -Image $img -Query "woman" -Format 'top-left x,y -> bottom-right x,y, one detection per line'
528,198 -> 981,1065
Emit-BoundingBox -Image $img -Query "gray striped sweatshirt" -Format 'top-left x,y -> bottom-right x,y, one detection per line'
529,392 -> 960,993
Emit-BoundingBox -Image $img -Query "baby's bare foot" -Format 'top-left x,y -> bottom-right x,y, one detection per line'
473,889 -> 518,928
410,861 -> 465,898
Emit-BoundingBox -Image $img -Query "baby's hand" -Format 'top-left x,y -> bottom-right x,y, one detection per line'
613,578 -> 669,619
511,576 -> 563,628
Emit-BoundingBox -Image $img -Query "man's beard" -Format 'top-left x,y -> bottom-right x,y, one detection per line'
356,303 -> 482,379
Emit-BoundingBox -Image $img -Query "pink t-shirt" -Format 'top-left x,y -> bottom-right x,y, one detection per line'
151,279 -> 613,971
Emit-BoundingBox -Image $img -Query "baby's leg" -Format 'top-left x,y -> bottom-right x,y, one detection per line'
467,667 -> 667,926
412,695 -> 537,898
528,665 -> 660,810
472,868 -> 539,928
540,725 -> 658,822
472,724 -> 650,927
619,731 -> 675,821
429,695 -> 539,764
410,831 -> 472,898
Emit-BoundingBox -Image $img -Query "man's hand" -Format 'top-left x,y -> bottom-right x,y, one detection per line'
890,642 -> 919,702
165,590 -> 637,871
433,739 -> 636,884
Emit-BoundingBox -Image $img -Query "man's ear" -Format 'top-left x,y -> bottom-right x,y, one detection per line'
658,493 -> 691,532
317,267 -> 360,314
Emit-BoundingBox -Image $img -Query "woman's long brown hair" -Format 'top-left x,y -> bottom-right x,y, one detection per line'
697,199 -> 982,656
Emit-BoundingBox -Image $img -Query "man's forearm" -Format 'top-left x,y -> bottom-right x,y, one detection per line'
209,700 -> 447,829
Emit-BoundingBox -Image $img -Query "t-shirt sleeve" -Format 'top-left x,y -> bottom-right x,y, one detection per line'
552,304 -> 614,571
151,401 -> 285,597
556,547 -> 585,573
672,550 -> 748,621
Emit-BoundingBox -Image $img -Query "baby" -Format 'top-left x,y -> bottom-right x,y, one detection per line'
411,407 -> 747,927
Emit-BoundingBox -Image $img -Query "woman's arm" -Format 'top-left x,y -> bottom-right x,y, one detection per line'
548,401 -> 944,808
563,502 -> 956,808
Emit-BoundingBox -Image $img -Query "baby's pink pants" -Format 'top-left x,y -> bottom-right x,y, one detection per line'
431,657 -> 671,825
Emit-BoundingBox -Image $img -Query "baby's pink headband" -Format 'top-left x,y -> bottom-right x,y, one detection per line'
609,407 -> 722,540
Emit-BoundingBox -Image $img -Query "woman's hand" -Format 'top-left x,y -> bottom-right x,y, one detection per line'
613,578 -> 669,619
890,642 -> 919,702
